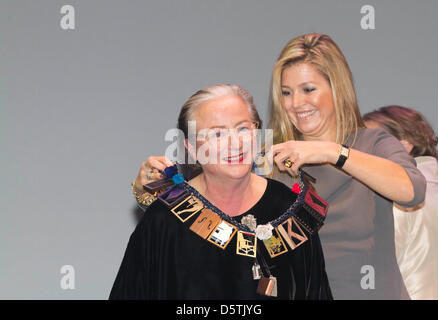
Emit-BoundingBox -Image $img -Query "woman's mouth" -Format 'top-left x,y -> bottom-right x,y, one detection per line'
224,152 -> 247,164
296,110 -> 317,119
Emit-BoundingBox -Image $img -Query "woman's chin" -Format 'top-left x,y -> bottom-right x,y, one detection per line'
218,163 -> 253,180
294,120 -> 318,133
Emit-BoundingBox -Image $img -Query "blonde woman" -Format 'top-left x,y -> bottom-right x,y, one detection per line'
134,34 -> 426,299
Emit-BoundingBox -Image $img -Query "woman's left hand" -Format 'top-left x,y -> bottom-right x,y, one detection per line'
266,140 -> 339,175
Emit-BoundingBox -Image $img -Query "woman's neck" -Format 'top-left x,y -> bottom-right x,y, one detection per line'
189,172 -> 266,217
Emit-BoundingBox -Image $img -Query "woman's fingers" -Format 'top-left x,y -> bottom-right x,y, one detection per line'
145,156 -> 173,172
266,143 -> 286,165
273,151 -> 294,172
139,156 -> 174,185
269,140 -> 335,175
288,156 -> 302,175
161,156 -> 175,167
268,142 -> 303,174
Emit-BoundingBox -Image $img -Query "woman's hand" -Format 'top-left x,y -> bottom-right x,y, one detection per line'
267,139 -> 417,204
132,156 -> 174,195
267,140 -> 339,175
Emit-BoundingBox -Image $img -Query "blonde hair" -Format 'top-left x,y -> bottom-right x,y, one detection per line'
268,33 -> 365,144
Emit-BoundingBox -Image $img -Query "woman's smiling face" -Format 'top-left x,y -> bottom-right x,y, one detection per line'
191,94 -> 256,180
281,63 -> 337,141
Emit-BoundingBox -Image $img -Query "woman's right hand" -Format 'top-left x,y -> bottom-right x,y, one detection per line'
133,156 -> 174,195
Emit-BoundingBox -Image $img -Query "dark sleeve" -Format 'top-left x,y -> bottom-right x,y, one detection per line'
136,202 -> 148,212
369,128 -> 426,207
308,232 -> 333,300
109,203 -> 169,300
109,217 -> 150,299
293,204 -> 333,300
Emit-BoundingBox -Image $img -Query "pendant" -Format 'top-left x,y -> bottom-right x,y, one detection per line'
304,188 -> 328,219
255,223 -> 274,240
241,214 -> 257,232
189,208 -> 221,239
207,220 -> 237,249
143,178 -> 174,193
257,276 -> 277,297
262,228 -> 288,258
252,262 -> 262,280
236,231 -> 257,258
171,195 -> 204,222
277,217 -> 308,250
158,185 -> 190,208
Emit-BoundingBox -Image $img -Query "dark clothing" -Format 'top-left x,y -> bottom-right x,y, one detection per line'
273,128 -> 427,299
110,178 -> 332,300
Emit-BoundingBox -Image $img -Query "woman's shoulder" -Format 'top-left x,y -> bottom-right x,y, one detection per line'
265,177 -> 296,194
352,127 -> 391,145
262,178 -> 299,210
136,199 -> 178,232
351,127 -> 401,153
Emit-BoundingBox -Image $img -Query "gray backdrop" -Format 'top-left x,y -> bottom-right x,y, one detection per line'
1,0 -> 437,299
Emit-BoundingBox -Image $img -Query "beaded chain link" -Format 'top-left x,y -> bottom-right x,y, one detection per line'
181,168 -> 308,232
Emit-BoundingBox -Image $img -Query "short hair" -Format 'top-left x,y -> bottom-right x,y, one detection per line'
363,105 -> 438,159
268,33 -> 365,145
178,84 -> 261,138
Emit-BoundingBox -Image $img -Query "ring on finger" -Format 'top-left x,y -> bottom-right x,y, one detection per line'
283,159 -> 294,168
146,170 -> 154,180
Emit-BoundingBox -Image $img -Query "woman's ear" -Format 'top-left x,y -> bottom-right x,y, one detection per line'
400,139 -> 414,154
184,139 -> 197,163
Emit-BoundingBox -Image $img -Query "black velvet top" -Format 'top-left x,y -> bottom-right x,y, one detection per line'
109,178 -> 332,300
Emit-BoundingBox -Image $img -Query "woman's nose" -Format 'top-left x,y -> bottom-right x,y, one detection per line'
291,92 -> 306,108
227,130 -> 243,148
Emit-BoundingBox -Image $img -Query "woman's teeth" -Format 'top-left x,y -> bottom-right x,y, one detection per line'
297,110 -> 316,119
225,153 -> 245,162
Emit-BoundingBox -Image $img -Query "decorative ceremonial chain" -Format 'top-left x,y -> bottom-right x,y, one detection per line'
181,183 -> 253,233
140,165 -> 328,255
140,165 -> 329,298
181,172 -> 308,233
131,182 -> 157,206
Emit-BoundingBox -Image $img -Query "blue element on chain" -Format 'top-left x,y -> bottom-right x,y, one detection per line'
164,165 -> 178,178
172,174 -> 184,185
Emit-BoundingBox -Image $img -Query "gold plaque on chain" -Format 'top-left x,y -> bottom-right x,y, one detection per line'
170,195 -> 204,223
189,208 -> 221,239
277,217 -> 308,250
236,231 -> 257,258
262,228 -> 288,258
207,220 -> 237,249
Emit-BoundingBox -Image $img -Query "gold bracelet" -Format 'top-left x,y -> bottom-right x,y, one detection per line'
131,182 -> 157,206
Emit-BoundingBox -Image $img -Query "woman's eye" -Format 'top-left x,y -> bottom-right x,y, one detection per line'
304,87 -> 316,93
281,90 -> 291,96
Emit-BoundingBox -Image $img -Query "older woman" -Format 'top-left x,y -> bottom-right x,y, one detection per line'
134,34 -> 426,299
363,105 -> 438,300
111,84 -> 332,299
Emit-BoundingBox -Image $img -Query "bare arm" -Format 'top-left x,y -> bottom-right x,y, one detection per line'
268,135 -> 425,205
330,144 -> 414,203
